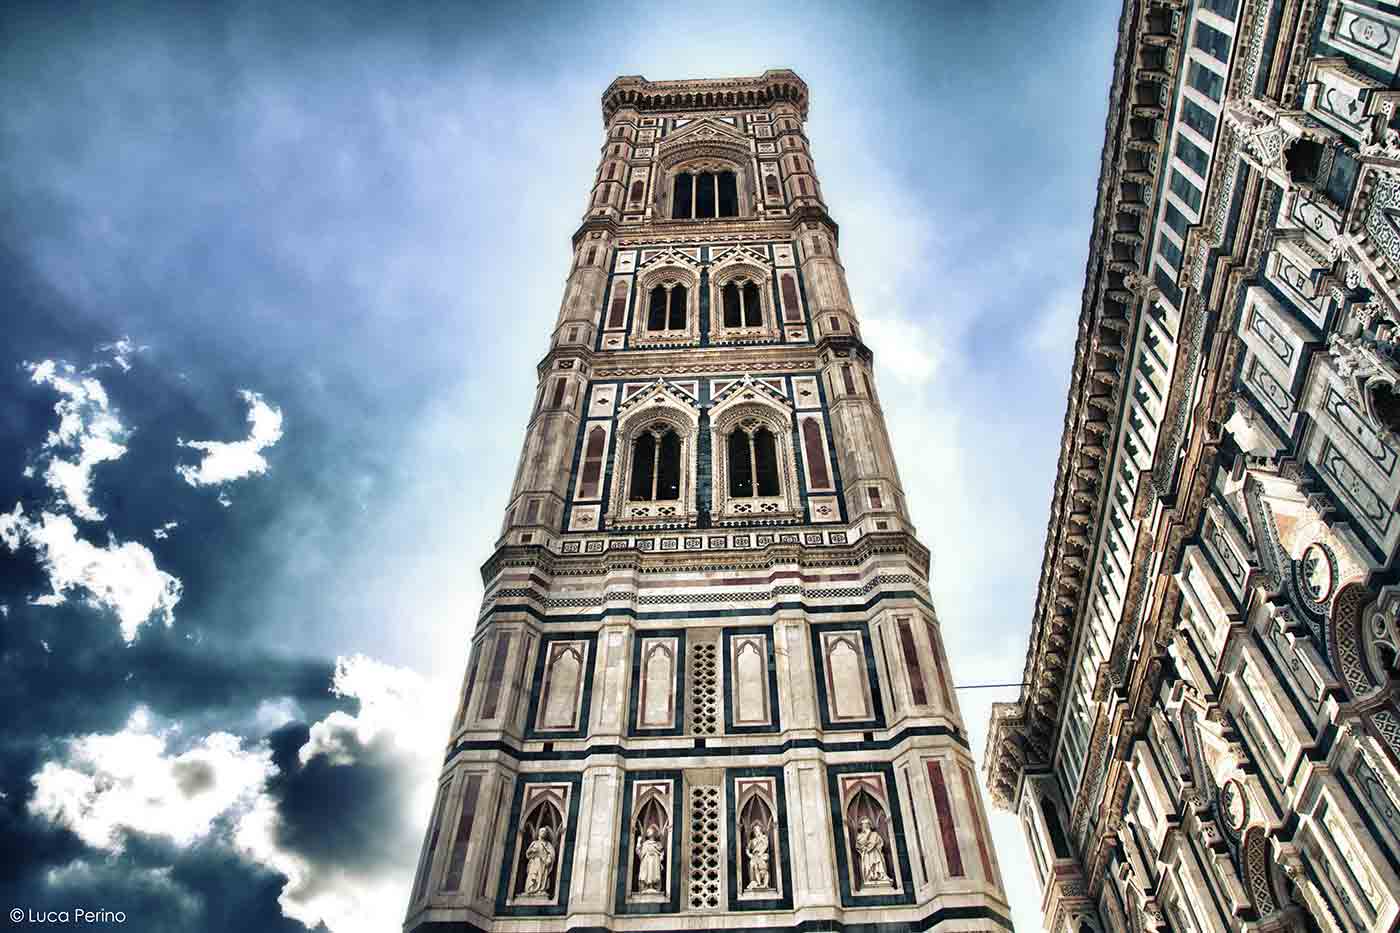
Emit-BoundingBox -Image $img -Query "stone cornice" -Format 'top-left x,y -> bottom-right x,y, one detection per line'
479,529 -> 931,587
602,70 -> 809,125
572,212 -> 839,250
985,0 -> 1186,808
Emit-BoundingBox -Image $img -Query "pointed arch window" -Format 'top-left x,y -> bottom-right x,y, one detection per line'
579,426 -> 606,499
728,423 -> 780,497
646,284 -> 687,332
628,424 -> 681,501
721,279 -> 764,328
672,169 -> 739,219
629,179 -> 644,203
802,417 -> 830,489
764,174 -> 781,201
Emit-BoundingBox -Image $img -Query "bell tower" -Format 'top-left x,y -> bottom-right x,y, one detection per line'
404,70 -> 1012,933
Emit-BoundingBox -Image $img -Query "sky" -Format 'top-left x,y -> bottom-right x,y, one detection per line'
0,2 -> 1119,931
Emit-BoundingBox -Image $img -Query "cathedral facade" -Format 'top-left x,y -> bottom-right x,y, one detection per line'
403,71 -> 1011,933
984,1 -> 1400,931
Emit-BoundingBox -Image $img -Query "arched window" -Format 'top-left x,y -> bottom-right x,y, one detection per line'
550,378 -> 567,408
645,284 -> 688,332
628,425 -> 681,501
721,279 -> 764,328
579,427 -> 606,498
780,274 -> 801,321
765,174 -> 781,201
728,423 -> 780,497
672,169 -> 740,219
841,365 -> 857,395
607,283 -> 628,328
1042,796 -> 1071,859
605,163 -> 616,180
629,179 -> 644,203
802,418 -> 830,488
800,177 -> 811,196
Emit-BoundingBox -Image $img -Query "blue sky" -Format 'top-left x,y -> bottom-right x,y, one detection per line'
0,2 -> 1119,930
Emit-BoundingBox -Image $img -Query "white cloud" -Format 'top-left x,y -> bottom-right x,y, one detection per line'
862,315 -> 943,386
27,360 -> 129,521
238,655 -> 446,933
29,707 -> 274,852
44,860 -> 204,922
153,521 -> 179,540
89,337 -> 146,373
28,657 -> 446,933
177,390 -> 284,488
0,504 -> 183,642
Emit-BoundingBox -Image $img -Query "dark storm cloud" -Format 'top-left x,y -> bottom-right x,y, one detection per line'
265,721 -> 421,880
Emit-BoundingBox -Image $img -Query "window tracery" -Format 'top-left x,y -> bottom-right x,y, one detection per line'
709,380 -> 802,524
608,382 -> 700,528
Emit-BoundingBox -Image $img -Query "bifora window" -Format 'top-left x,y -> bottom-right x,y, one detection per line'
727,421 -> 780,498
672,169 -> 739,219
721,278 -> 764,328
629,424 -> 681,501
646,283 -> 688,332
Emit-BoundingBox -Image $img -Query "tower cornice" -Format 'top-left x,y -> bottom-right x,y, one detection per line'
571,213 -> 839,251
601,70 -> 810,125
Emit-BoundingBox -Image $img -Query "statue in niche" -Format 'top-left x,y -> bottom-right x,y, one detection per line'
635,823 -> 666,893
854,817 -> 892,887
745,821 -> 772,890
523,825 -> 557,896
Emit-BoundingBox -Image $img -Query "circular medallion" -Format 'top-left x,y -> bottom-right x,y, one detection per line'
1220,779 -> 1248,834
1300,543 -> 1336,603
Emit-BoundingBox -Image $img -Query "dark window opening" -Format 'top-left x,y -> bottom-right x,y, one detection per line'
550,378 -> 567,408
727,429 -> 753,498
722,279 -> 763,327
728,425 -> 779,498
668,285 -> 687,330
695,172 -> 717,218
647,286 -> 668,330
1187,61 -> 1224,102
629,426 -> 680,501
841,365 -> 857,395
742,282 -> 762,326
765,174 -> 781,201
723,282 -> 742,327
717,171 -> 738,216
1182,99 -> 1217,140
630,179 -> 644,202
672,173 -> 693,219
1285,139 -> 1325,186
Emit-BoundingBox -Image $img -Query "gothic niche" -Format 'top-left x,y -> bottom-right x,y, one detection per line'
844,787 -> 896,891
513,796 -> 564,901
738,790 -> 778,894
630,790 -> 670,899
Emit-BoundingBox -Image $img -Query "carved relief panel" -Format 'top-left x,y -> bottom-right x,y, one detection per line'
524,632 -> 596,739
629,629 -> 685,737
810,621 -> 887,730
722,626 -> 780,734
